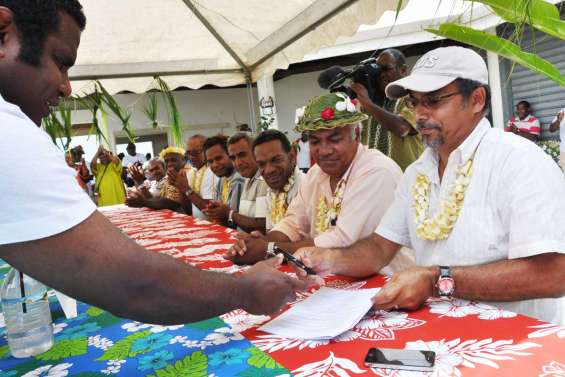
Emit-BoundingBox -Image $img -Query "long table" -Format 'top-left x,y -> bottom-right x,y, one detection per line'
1,206 -> 564,376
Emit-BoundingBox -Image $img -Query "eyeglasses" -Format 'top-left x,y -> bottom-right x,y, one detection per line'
406,91 -> 461,110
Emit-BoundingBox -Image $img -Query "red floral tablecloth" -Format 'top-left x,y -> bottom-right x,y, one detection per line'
103,206 -> 565,377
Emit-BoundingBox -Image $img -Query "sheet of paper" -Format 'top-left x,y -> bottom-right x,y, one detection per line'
259,286 -> 380,340
54,291 -> 77,319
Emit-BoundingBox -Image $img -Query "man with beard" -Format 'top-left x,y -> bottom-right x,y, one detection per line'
294,47 -> 565,325
252,129 -> 304,231
204,133 -> 269,232
202,136 -> 245,224
225,93 -> 414,274
353,49 -> 423,171
0,0 -> 304,325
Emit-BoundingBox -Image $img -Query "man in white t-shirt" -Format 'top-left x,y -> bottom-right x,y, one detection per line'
122,142 -> 147,168
0,0 -> 305,324
295,47 -> 565,324
549,108 -> 565,173
296,132 -> 311,173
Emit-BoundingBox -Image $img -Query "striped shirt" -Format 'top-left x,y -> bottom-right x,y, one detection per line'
213,171 -> 245,212
505,114 -> 541,136
239,170 -> 268,218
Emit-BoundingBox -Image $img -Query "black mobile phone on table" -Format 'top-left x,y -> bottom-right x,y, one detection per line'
364,348 -> 435,372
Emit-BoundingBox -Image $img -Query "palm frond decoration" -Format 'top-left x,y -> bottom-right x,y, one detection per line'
96,81 -> 136,143
156,76 -> 184,147
143,92 -> 160,128
74,87 -> 109,147
41,103 -> 74,152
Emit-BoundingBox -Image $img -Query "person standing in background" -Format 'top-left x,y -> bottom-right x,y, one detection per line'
549,108 -> 565,173
296,132 -> 311,173
91,146 -> 125,207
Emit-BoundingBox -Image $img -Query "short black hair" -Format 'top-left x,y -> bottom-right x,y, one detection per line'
517,100 -> 531,109
203,135 -> 228,154
252,129 -> 292,153
0,0 -> 86,66
454,78 -> 491,114
228,132 -> 254,148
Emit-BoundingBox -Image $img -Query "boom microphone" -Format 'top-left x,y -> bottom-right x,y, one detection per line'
317,66 -> 352,90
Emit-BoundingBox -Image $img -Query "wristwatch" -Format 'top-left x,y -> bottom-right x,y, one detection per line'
266,242 -> 276,259
436,266 -> 455,297
227,210 -> 236,228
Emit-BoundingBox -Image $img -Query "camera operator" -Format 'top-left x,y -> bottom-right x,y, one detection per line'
352,49 -> 423,171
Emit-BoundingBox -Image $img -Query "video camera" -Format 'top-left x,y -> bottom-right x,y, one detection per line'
317,57 -> 383,102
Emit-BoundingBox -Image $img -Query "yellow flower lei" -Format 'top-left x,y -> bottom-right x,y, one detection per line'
315,179 -> 346,235
412,158 -> 474,240
191,166 -> 207,194
221,178 -> 231,204
270,174 -> 295,225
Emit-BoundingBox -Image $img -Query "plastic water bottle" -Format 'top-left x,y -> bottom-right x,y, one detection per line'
0,268 -> 54,358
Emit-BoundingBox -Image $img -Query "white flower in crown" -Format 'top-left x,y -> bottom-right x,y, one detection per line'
295,106 -> 305,124
334,93 -> 357,113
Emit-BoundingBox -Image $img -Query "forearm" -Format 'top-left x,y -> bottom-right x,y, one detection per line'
143,197 -> 181,211
450,253 -> 565,302
331,233 -> 399,278
187,192 -> 209,210
364,101 -> 411,137
232,212 -> 266,234
0,211 -> 251,324
276,239 -> 314,254
549,120 -> 560,133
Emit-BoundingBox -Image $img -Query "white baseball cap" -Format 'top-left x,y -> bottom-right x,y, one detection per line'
385,46 -> 489,99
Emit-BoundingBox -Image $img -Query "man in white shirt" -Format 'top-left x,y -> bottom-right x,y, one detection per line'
0,0 -> 305,324
296,132 -> 311,173
295,47 -> 565,324
549,108 -> 565,173
122,142 -> 147,168
174,135 -> 218,219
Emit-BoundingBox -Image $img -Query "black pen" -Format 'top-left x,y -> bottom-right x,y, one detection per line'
274,247 -> 317,275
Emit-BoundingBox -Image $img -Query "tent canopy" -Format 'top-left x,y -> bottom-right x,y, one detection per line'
70,0 -> 403,95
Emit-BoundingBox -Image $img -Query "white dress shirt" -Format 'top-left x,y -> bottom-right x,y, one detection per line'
376,118 -> 565,324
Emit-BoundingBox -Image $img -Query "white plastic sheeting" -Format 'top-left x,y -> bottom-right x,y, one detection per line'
70,0 -> 403,94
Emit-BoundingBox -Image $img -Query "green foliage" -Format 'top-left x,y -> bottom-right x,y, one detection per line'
0,345 -> 10,359
156,76 -> 184,147
96,81 -> 136,143
86,306 -> 105,317
147,351 -> 208,377
238,366 -> 289,377
426,23 -> 565,87
41,103 -> 74,152
245,347 -> 282,369
143,92 -> 160,128
36,338 -> 88,361
424,0 -> 565,88
97,330 -> 151,361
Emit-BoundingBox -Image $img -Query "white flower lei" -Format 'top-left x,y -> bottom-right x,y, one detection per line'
412,158 -> 474,241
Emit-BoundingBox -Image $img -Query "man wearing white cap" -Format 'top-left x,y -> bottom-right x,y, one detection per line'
294,46 -> 565,324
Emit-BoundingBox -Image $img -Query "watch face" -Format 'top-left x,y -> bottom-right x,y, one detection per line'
438,278 -> 454,295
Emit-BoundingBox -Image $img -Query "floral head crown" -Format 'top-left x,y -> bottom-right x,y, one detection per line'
159,146 -> 186,159
294,92 -> 368,133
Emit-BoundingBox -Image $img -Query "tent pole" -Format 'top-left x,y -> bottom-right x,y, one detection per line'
246,77 -> 257,133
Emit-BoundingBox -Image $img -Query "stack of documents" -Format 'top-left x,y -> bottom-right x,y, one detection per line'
259,287 -> 380,340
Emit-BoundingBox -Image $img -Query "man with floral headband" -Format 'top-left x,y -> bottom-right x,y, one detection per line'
126,146 -> 187,212
294,47 -> 565,324
225,92 -> 414,274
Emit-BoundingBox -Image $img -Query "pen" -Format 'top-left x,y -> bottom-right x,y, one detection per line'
274,247 -> 317,275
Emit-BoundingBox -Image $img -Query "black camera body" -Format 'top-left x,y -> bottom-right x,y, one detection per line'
317,58 -> 383,102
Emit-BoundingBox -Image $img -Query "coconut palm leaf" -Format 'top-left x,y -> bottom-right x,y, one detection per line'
41,104 -> 74,152
74,88 -> 109,147
142,92 -> 160,128
95,81 -> 136,143
155,76 -> 184,148
426,23 -> 565,88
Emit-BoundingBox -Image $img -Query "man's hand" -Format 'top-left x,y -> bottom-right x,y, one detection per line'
203,201 -> 230,223
173,170 -> 190,193
372,266 -> 437,311
127,165 -> 145,185
558,111 -> 564,123
125,194 -> 147,208
293,247 -> 338,278
224,231 -> 266,263
240,255 -> 309,315
350,82 -> 371,108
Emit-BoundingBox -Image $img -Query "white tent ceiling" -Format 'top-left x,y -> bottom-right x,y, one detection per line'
70,0 -> 404,95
